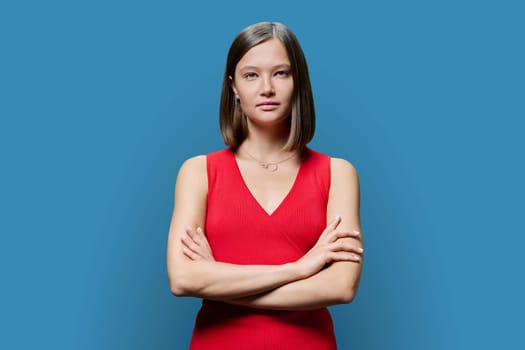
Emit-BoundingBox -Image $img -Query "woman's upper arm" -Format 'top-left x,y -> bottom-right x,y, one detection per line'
166,155 -> 208,294
327,157 -> 360,231
325,157 -> 363,301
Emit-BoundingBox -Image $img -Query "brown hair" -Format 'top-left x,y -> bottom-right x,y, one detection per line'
219,22 -> 315,151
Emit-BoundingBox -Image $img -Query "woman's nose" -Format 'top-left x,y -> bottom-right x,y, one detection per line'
260,76 -> 275,96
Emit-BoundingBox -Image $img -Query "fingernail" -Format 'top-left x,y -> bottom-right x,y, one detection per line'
353,229 -> 360,234
357,247 -> 364,253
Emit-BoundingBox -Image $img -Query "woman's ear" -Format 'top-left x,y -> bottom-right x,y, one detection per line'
229,75 -> 239,98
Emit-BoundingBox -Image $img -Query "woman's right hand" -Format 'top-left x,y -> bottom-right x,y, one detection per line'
180,226 -> 215,262
294,216 -> 363,279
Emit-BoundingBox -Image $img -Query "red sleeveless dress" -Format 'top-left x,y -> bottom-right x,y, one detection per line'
189,148 -> 337,350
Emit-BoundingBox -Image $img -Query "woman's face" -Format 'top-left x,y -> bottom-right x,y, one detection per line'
231,38 -> 294,129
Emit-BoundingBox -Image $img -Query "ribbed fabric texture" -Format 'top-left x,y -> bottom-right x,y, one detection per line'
189,148 -> 336,350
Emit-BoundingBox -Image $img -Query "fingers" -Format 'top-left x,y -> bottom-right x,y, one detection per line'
320,215 -> 342,239
195,227 -> 211,249
182,246 -> 202,260
181,231 -> 206,260
328,251 -> 362,263
181,227 -> 215,261
328,229 -> 361,243
329,215 -> 342,229
185,226 -> 207,247
181,231 -> 202,260
185,226 -> 196,239
332,240 -> 364,255
181,233 -> 199,251
328,235 -> 364,262
185,227 -> 202,246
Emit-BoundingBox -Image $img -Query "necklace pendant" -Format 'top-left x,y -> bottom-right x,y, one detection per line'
243,147 -> 296,173
261,162 -> 278,172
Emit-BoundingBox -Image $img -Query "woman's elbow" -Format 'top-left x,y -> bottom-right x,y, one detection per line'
169,281 -> 186,297
336,268 -> 361,304
168,269 -> 193,297
338,287 -> 356,304
334,276 -> 359,304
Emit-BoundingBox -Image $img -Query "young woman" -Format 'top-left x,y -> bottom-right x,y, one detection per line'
167,22 -> 363,349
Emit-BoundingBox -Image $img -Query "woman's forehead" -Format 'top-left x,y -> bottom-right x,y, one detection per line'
236,39 -> 290,70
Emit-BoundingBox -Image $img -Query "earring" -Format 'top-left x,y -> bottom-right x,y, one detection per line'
234,96 -> 240,110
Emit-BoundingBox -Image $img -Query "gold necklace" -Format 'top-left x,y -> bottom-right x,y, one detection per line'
242,148 -> 297,172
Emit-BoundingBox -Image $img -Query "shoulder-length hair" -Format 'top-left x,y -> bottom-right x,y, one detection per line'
219,22 -> 315,151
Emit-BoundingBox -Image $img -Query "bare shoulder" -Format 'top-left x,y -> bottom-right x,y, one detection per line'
330,157 -> 359,183
178,155 -> 206,177
175,155 -> 207,194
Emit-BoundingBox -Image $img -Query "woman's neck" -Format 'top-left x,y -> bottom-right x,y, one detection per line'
241,123 -> 293,161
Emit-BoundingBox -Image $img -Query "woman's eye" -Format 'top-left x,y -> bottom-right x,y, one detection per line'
275,70 -> 289,77
244,72 -> 258,80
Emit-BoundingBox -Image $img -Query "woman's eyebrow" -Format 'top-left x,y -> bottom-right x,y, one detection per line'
273,64 -> 291,70
239,66 -> 258,73
239,63 -> 291,73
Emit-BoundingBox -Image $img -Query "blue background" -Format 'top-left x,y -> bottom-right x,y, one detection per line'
1,0 -> 523,349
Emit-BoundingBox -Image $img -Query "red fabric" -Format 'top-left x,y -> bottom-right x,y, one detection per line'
189,148 -> 336,350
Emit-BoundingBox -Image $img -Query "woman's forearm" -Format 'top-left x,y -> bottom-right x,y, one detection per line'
169,258 -> 304,300
171,223 -> 361,301
225,260 -> 362,310
171,216 -> 362,302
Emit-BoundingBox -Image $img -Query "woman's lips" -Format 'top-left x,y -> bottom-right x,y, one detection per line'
256,102 -> 280,111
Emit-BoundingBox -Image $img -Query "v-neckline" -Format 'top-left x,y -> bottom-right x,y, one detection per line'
230,148 -> 305,217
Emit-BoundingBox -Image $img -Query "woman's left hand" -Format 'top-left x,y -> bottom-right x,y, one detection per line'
180,227 -> 215,261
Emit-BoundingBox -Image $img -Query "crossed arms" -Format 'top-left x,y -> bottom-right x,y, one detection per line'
166,155 -> 363,311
